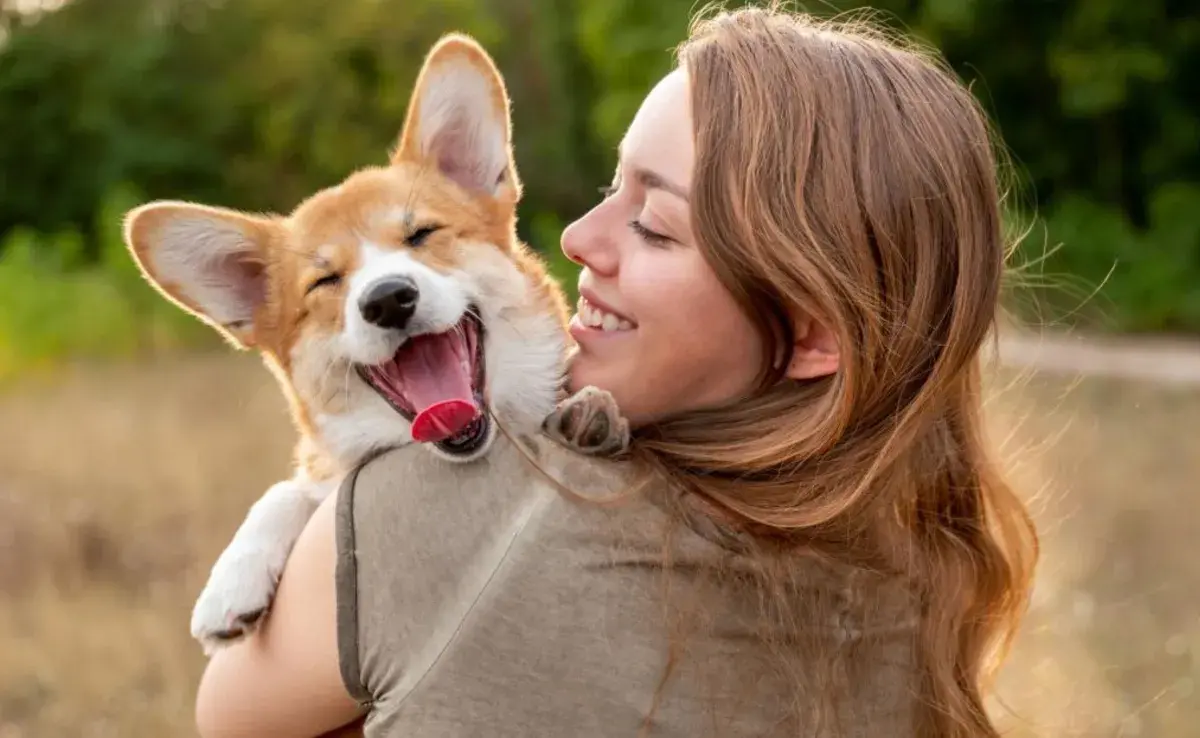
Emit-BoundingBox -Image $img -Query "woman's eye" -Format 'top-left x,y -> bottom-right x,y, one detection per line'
598,184 -> 618,198
306,273 -> 342,295
628,219 -> 670,246
406,225 -> 442,247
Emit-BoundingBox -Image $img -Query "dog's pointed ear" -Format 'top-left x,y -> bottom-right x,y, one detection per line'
393,33 -> 519,198
123,201 -> 277,349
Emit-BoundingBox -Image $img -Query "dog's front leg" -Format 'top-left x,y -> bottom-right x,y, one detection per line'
190,473 -> 334,655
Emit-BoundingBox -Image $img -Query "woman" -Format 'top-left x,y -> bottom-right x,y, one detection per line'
195,6 -> 1037,737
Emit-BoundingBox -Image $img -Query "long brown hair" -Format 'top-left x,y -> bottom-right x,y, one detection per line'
627,5 -> 1039,736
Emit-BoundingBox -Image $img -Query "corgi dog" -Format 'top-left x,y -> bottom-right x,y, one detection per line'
122,34 -> 627,653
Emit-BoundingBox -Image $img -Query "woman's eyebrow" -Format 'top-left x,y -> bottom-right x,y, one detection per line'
633,167 -> 690,203
617,141 -> 690,202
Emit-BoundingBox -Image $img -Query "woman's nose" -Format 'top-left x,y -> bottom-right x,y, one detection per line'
561,206 -> 619,278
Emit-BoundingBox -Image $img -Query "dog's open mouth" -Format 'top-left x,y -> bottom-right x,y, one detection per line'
355,310 -> 489,457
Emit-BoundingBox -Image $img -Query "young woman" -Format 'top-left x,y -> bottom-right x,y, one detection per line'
195,7 -> 1037,737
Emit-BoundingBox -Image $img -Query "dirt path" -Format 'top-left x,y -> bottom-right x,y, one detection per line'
2,336 -> 1198,736
995,329 -> 1200,385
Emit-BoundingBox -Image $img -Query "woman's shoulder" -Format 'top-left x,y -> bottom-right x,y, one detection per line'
336,440 -> 919,735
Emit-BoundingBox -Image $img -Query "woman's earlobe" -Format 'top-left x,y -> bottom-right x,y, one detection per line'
784,313 -> 839,380
785,348 -> 839,380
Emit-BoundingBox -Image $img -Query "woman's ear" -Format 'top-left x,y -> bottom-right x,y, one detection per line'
784,311 -> 839,380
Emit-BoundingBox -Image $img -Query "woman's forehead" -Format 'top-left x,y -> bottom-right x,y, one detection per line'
619,69 -> 693,188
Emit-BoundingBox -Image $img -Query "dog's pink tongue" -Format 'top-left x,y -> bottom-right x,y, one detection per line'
392,332 -> 480,443
412,400 -> 479,444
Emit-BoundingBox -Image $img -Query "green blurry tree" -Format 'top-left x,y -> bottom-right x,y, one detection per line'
0,0 -> 1197,333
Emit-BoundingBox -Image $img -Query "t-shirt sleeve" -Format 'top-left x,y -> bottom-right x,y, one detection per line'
334,459 -> 372,705
331,441 -> 547,709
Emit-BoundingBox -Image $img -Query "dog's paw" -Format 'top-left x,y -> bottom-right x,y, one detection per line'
190,549 -> 281,655
542,385 -> 630,458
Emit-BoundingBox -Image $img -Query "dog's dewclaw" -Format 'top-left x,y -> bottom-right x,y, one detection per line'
542,386 -> 630,457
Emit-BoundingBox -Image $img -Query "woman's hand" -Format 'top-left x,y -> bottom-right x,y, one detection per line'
194,487 -> 365,738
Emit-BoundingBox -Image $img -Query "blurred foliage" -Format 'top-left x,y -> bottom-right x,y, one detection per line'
0,184 -> 215,383
0,0 -> 1198,377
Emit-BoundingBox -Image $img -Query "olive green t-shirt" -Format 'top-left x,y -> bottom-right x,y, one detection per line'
335,436 -> 918,737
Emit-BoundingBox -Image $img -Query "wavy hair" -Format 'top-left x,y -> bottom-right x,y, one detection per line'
625,6 -> 1039,736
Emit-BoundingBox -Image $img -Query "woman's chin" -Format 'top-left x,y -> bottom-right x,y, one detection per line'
567,360 -> 622,403
565,359 -> 603,396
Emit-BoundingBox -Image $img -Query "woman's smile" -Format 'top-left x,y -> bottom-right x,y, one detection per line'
569,290 -> 637,344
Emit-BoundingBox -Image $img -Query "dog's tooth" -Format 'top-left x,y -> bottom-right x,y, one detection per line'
601,313 -> 618,332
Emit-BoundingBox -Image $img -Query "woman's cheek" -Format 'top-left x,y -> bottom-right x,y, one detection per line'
624,260 -> 692,324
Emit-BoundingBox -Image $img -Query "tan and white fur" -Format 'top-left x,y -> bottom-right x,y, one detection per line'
122,34 -> 628,654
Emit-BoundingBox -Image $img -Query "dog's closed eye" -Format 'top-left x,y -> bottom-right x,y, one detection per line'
306,273 -> 342,294
406,225 -> 443,247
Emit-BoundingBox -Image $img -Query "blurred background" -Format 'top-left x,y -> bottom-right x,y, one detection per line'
0,0 -> 1197,736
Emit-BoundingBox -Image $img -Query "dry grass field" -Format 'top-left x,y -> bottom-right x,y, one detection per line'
0,349 -> 1197,736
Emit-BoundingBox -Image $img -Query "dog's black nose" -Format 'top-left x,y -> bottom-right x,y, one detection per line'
359,277 -> 419,330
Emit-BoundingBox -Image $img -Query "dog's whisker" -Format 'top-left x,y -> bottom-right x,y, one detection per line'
272,243 -> 325,264
464,306 -> 485,324
479,310 -> 533,342
341,360 -> 354,407
402,161 -> 433,222
316,363 -> 341,404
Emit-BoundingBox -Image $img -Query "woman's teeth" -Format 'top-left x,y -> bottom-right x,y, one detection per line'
578,299 -> 633,332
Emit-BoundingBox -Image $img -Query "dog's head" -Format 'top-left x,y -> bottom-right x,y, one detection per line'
123,35 -> 567,465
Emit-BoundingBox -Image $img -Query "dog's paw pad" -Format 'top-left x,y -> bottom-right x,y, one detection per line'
206,607 -> 268,645
581,410 -> 611,448
191,554 -> 280,655
543,386 -> 630,457
550,401 -> 584,439
194,598 -> 272,655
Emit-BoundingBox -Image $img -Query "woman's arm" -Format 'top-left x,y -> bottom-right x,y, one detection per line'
194,486 -> 365,738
